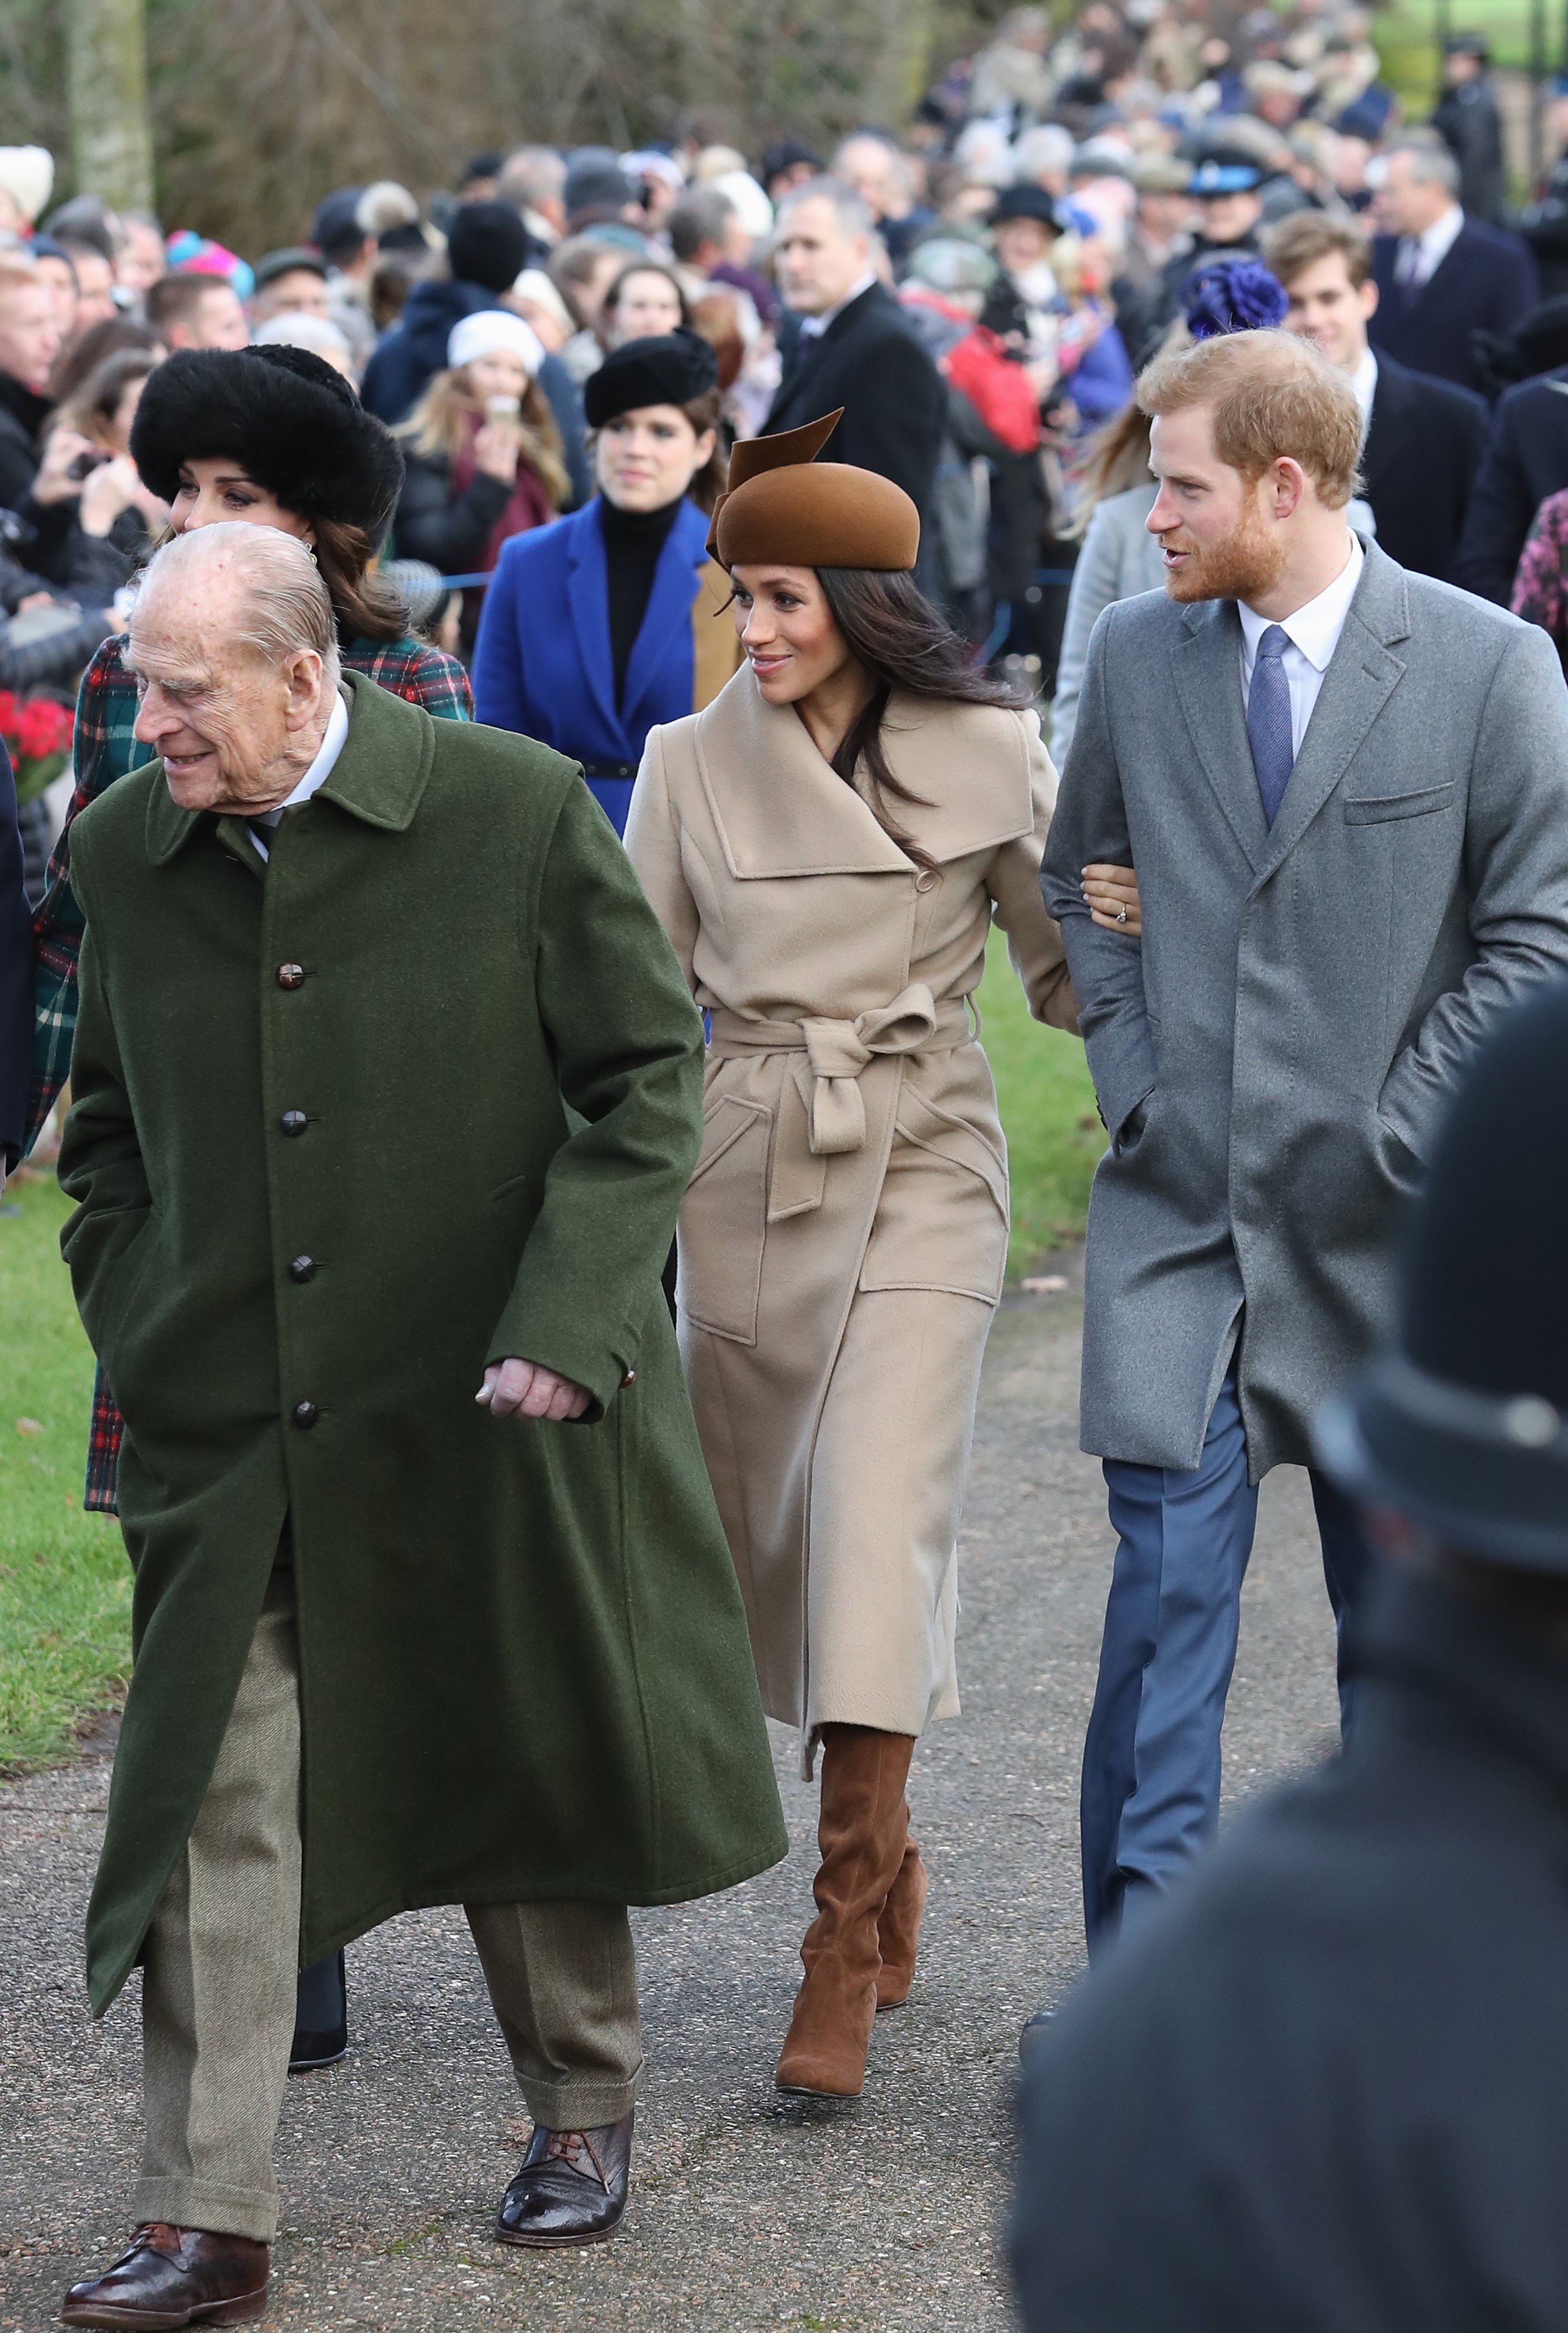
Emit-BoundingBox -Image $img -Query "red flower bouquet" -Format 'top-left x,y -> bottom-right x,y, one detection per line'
0,688 -> 74,806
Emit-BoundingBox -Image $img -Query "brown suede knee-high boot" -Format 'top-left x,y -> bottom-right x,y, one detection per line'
875,1823 -> 928,2011
775,1725 -> 914,2097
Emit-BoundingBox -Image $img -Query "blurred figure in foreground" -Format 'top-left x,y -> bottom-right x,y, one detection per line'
1013,979 -> 1568,2333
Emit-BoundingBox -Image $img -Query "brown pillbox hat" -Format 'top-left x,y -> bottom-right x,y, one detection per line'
709,409 -> 920,571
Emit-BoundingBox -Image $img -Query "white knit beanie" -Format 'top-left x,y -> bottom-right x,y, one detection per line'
447,308 -> 545,376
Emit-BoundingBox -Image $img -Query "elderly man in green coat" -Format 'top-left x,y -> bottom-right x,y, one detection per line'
55,522 -> 786,2330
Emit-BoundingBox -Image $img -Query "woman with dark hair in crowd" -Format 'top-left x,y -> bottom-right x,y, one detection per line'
45,313 -> 164,408
26,339 -> 472,2080
600,260 -> 689,348
43,345 -> 167,572
625,415 -> 1084,2102
392,310 -> 568,653
473,329 -> 740,836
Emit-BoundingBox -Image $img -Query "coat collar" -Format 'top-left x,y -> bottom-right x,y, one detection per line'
566,501 -> 618,738
770,282 -> 887,421
620,497 -> 713,731
144,670 -> 434,866
691,663 -> 1032,879
1169,536 -> 1409,881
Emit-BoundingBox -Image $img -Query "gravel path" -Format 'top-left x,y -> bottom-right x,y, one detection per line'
0,1261 -> 1338,2331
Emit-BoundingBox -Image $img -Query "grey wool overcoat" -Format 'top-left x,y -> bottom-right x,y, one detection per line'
58,673 -> 787,2016
1041,540 -> 1568,1481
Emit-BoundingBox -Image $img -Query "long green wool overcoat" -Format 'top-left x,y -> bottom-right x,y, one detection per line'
59,672 -> 787,2016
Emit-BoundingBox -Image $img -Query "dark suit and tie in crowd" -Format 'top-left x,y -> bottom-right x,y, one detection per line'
1368,134 -> 1537,398
1265,212 -> 1488,581
763,179 -> 946,538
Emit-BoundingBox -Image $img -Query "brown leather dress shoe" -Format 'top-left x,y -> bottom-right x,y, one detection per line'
60,2223 -> 269,2328
495,2111 -> 634,2248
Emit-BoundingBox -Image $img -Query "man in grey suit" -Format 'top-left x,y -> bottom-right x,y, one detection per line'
1041,328 -> 1568,1959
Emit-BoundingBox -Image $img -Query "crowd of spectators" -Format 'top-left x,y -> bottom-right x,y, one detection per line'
8,0 -> 1568,897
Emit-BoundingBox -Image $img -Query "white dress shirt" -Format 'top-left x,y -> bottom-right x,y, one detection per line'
1237,533 -> 1364,757
1349,344 -> 1378,433
795,271 -> 878,342
247,686 -> 349,860
1346,346 -> 1378,538
1394,203 -> 1464,291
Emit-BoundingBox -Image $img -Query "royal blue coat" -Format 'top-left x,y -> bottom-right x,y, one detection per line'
472,495 -> 739,835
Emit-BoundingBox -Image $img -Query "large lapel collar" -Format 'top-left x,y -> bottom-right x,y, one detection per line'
695,667 -> 912,877
1169,596 -> 1269,874
692,667 -> 1032,879
620,498 -> 707,733
1255,538 -> 1408,885
565,501 -> 620,741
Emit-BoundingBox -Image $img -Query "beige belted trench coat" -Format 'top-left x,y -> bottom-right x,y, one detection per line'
626,667 -> 1077,1769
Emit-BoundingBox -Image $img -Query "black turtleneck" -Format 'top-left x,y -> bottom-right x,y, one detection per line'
600,495 -> 684,709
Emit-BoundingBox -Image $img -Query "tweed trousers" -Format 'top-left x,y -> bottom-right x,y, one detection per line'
135,1574 -> 642,2243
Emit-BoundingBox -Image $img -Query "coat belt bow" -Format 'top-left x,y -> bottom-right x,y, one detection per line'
706,986 -> 972,1220
797,986 -> 943,1154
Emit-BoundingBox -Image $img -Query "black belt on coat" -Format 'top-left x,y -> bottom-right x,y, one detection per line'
581,760 -> 637,780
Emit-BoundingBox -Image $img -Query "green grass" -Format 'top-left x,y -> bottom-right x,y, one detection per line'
0,946 -> 1098,1770
1374,0 -> 1545,113
0,1171 -> 132,1773
977,923 -> 1105,1274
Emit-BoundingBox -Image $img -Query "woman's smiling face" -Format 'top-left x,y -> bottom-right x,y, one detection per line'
728,565 -> 850,702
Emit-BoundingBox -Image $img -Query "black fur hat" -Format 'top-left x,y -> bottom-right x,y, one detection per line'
130,344 -> 405,538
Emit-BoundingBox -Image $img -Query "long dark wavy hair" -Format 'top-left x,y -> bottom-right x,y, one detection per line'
816,567 -> 1023,876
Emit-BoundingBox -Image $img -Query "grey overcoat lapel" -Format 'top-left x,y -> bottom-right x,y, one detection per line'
1255,541 -> 1410,885
1169,597 -> 1269,874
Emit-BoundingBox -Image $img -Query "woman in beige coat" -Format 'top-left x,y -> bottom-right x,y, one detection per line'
626,415 -> 1126,2099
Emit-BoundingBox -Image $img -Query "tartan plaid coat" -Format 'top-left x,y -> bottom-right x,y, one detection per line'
60,672 -> 786,2012
31,629 -> 472,1514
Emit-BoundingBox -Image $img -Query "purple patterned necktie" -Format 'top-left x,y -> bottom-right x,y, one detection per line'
1246,622 -> 1293,826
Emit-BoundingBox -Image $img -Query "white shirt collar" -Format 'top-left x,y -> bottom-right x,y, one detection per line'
248,688 -> 349,853
1349,344 -> 1378,429
1414,203 -> 1464,276
277,688 -> 349,813
797,271 -> 878,339
1238,532 -> 1363,673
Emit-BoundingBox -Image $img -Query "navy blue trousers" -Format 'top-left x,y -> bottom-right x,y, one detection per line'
1080,1374 -> 1371,1955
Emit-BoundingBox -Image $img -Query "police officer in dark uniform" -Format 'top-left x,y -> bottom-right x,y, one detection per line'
1012,979 -> 1568,2333
1519,77 -> 1568,297
1434,33 -> 1508,226
1158,157 -> 1266,317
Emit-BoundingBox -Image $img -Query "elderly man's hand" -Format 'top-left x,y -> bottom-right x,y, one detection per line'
477,1358 -> 592,1422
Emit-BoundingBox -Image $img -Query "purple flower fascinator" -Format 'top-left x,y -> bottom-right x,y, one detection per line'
1182,255 -> 1289,340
